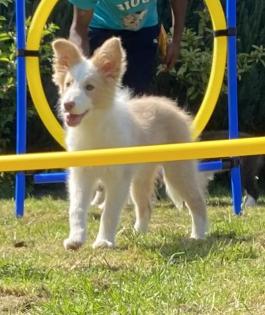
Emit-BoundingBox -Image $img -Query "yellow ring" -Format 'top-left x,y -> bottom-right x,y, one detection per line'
26,0 -> 64,147
192,0 -> 227,139
26,0 -> 227,146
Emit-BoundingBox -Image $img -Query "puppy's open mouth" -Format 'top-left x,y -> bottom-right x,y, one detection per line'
65,111 -> 89,127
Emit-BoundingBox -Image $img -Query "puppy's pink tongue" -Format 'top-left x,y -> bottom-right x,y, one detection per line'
65,113 -> 83,127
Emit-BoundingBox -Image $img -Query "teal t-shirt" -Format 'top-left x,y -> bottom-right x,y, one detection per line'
68,0 -> 158,31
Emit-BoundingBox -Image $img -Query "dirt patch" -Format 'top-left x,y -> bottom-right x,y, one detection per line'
0,287 -> 48,314
0,295 -> 33,313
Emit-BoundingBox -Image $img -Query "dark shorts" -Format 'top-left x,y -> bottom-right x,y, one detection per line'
88,25 -> 160,95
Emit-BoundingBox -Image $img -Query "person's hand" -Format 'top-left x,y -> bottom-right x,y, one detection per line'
164,40 -> 180,71
69,28 -> 89,57
68,7 -> 93,57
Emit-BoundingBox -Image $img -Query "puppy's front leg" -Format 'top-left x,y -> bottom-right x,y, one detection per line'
93,176 -> 131,249
64,167 -> 94,250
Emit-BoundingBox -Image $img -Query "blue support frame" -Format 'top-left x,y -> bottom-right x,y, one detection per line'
226,0 -> 243,215
198,160 -> 224,172
33,161 -> 226,185
34,172 -> 68,184
15,0 -> 27,217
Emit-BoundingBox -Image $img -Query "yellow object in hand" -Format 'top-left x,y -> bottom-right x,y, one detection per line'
158,24 -> 168,60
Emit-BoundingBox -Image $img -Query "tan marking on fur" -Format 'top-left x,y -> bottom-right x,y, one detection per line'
91,37 -> 127,83
128,95 -> 193,145
52,39 -> 83,92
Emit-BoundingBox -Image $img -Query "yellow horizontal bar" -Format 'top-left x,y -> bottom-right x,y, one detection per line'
1,137 -> 265,173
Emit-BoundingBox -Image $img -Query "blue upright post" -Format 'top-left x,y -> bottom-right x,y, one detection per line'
15,0 -> 27,217
226,0 -> 242,214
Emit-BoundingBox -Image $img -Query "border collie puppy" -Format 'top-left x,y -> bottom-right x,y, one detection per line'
52,37 -> 207,250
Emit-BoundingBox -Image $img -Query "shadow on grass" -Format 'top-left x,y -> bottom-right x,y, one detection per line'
136,230 -> 256,264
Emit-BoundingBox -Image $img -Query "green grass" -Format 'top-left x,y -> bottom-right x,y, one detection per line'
1,194 -> 265,314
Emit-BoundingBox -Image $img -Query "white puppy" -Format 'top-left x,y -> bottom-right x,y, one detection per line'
52,37 -> 207,250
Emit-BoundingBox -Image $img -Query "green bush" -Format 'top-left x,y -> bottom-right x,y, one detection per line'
0,16 -> 60,154
156,2 -> 265,133
0,15 -> 16,154
0,3 -> 60,195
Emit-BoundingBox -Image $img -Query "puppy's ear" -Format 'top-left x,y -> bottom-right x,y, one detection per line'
52,38 -> 83,68
52,39 -> 83,90
91,37 -> 127,82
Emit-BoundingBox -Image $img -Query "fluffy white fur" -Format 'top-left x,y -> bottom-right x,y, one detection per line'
52,37 -> 208,250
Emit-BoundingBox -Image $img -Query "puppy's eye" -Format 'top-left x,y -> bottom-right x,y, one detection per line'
85,84 -> 94,91
65,81 -> 72,88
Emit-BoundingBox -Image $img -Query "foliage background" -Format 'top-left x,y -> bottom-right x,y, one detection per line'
157,0 -> 265,133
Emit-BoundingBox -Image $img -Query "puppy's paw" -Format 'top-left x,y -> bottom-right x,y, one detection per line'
64,238 -> 84,250
92,239 -> 114,249
98,202 -> 105,210
191,216 -> 208,240
134,221 -> 148,233
190,233 -> 206,240
243,195 -> 256,208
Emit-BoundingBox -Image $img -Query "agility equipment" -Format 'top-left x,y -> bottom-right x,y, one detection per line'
1,137 -> 265,172
11,0 -> 256,216
26,0 -> 227,145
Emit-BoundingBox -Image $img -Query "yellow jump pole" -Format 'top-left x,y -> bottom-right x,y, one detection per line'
26,0 -> 227,147
1,137 -> 265,172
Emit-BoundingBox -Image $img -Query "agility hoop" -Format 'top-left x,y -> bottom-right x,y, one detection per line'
192,0 -> 227,139
26,0 -> 227,147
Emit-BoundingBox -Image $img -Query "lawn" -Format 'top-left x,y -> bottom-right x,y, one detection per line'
1,193 -> 265,314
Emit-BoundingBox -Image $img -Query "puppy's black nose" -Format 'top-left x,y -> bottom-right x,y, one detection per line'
64,101 -> 75,112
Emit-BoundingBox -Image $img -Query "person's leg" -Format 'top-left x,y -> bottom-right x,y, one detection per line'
120,25 -> 160,95
88,28 -> 114,56
88,26 -> 160,95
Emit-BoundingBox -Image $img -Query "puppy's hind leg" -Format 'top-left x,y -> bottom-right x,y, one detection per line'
163,161 -> 207,240
130,166 -> 157,233
91,184 -> 106,209
93,171 -> 131,249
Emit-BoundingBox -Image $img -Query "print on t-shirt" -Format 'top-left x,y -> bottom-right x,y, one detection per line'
69,0 -> 157,30
122,10 -> 147,30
